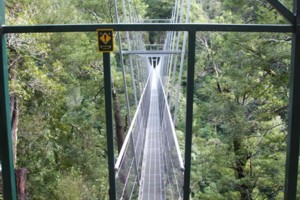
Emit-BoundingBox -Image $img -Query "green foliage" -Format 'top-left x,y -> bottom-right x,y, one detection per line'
5,0 -> 150,198
5,0 -> 124,198
4,0 -> 294,199
142,0 -> 173,19
185,1 -> 291,199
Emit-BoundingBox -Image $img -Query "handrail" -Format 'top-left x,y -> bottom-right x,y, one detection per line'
3,24 -> 293,34
114,70 -> 153,171
155,69 -> 185,171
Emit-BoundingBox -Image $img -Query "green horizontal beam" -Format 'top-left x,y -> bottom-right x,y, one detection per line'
2,23 -> 293,33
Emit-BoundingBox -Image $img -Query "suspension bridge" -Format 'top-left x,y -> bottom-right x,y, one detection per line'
1,0 -> 300,199
112,0 -> 191,199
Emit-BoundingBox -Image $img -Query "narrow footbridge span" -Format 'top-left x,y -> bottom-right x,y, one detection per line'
112,0 -> 192,199
115,68 -> 184,200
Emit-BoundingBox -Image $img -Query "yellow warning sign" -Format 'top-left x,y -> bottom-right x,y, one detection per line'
100,33 -> 112,45
97,29 -> 114,52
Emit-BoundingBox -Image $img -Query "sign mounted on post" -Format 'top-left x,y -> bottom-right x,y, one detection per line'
97,29 -> 114,52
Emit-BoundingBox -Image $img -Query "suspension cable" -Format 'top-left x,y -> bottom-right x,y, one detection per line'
173,0 -> 192,125
113,0 -> 132,124
167,0 -> 185,108
122,0 -> 138,107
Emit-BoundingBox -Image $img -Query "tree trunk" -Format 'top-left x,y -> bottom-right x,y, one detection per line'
10,95 -> 19,166
112,88 -> 124,153
15,168 -> 28,200
112,88 -> 130,199
8,45 -> 19,166
233,138 -> 253,200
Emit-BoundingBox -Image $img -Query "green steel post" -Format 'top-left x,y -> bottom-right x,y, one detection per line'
0,0 -> 5,165
0,0 -> 4,165
103,53 -> 116,200
0,0 -> 17,199
284,1 -> 300,199
183,31 -> 196,200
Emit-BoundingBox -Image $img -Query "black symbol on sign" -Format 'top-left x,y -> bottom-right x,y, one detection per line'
100,33 -> 112,45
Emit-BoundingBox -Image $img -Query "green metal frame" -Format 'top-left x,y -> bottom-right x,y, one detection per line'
1,0 -> 300,200
284,1 -> 300,199
0,0 -> 17,199
1,23 -> 293,33
183,31 -> 196,200
103,53 -> 116,200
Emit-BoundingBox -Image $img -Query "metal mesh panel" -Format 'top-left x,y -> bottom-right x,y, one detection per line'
157,72 -> 184,200
115,72 -> 152,200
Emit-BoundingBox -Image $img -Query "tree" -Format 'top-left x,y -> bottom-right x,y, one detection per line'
187,1 -> 290,199
4,0 -> 148,198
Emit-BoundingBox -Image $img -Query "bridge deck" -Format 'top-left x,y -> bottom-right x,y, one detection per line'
139,81 -> 165,200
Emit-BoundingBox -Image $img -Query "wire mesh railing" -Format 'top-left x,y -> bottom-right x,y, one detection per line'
114,71 -> 152,200
156,69 -> 184,200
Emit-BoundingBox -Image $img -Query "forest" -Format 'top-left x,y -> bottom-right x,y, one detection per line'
0,0 -> 296,199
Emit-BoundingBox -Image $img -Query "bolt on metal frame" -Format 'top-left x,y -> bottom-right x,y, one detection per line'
1,0 -> 300,200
